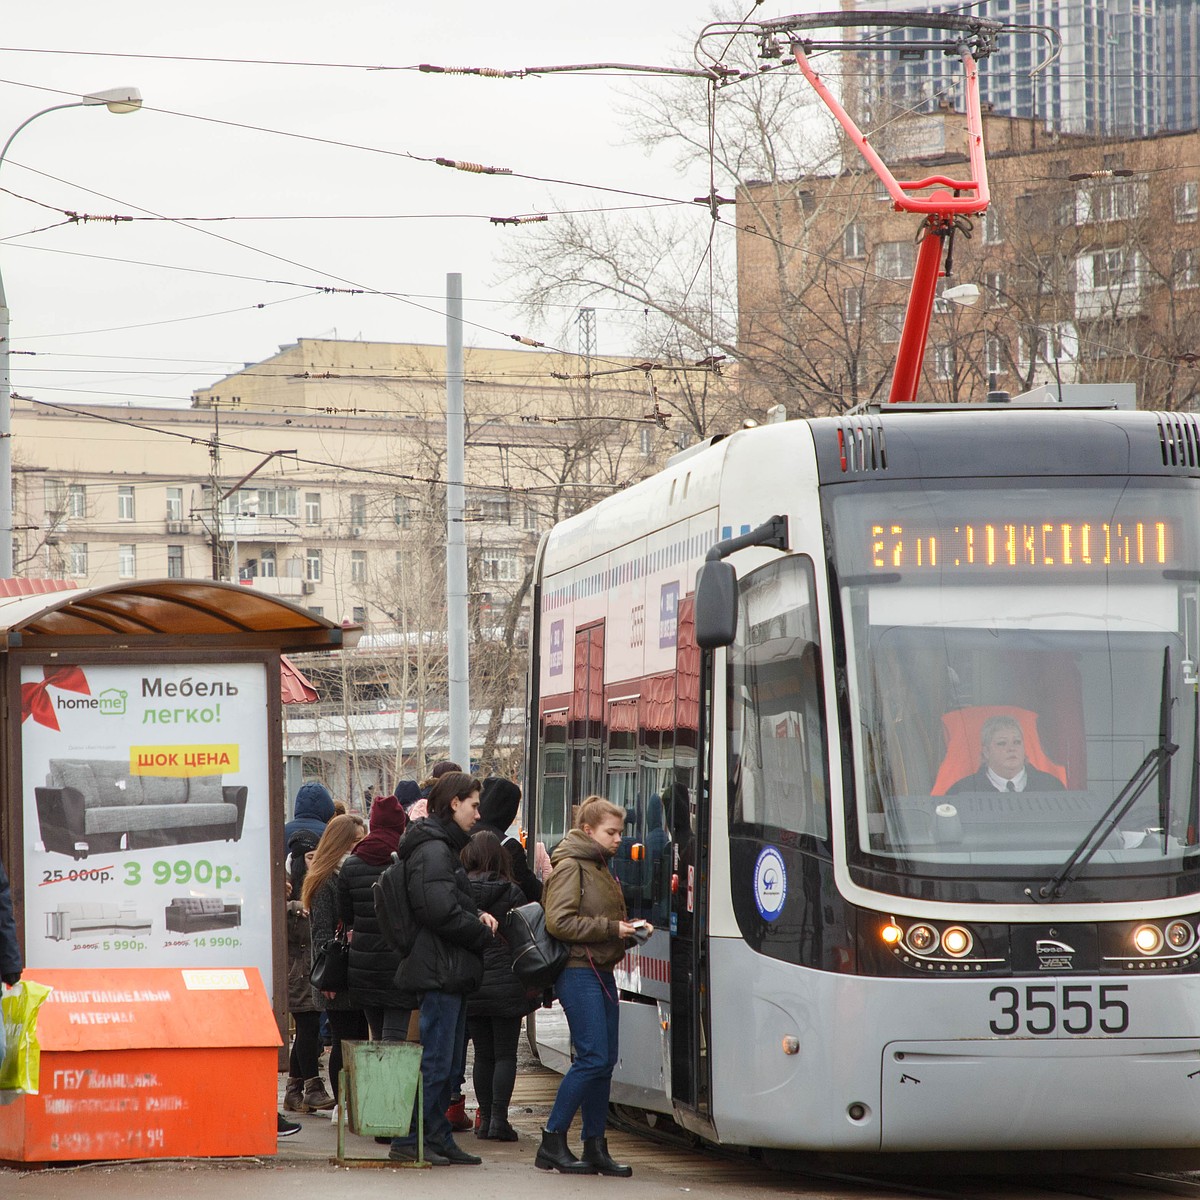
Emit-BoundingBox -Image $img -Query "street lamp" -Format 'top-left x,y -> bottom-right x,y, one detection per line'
0,87 -> 143,577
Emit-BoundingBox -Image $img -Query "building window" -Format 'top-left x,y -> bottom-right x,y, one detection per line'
1076,179 -> 1144,224
68,543 -> 88,578
479,491 -> 511,523
842,286 -> 863,325
260,549 -> 277,578
352,606 -> 366,624
981,208 -> 1002,245
260,487 -> 297,517
166,487 -> 183,522
1088,248 -> 1136,290
167,545 -> 184,578
932,344 -> 954,381
305,549 -> 322,582
843,222 -> 866,260
481,551 -> 521,583
1174,249 -> 1200,290
986,336 -> 1005,378
43,480 -> 66,531
638,427 -> 652,456
394,495 -> 412,530
983,271 -> 1004,308
308,606 -> 324,618
118,544 -> 136,579
351,550 -> 367,583
877,305 -> 905,344
67,484 -> 86,519
304,493 -> 322,526
118,486 -> 135,522
349,494 -> 367,528
1175,182 -> 1199,223
875,241 -> 915,280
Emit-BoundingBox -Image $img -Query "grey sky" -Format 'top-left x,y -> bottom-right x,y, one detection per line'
0,2 -> 826,409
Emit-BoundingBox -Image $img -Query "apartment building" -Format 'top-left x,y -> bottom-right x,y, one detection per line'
735,114 -> 1200,411
13,340 -> 677,632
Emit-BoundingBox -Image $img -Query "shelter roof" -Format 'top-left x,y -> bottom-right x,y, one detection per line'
0,580 -> 357,652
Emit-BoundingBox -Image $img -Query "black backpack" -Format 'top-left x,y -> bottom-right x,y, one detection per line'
504,902 -> 568,989
372,854 -> 418,954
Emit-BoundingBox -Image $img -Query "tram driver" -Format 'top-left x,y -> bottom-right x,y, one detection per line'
946,715 -> 1065,795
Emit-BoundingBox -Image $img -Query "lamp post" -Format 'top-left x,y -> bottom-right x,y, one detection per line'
0,87 -> 142,578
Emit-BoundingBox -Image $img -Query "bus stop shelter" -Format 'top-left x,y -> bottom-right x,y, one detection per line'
0,579 -> 356,1162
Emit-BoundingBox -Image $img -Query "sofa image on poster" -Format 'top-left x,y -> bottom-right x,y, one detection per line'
34,758 -> 248,860
44,902 -> 152,941
164,897 -> 242,933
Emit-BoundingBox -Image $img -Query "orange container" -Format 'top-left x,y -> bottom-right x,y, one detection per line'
0,966 -> 281,1163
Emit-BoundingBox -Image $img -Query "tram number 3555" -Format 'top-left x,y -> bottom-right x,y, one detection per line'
988,984 -> 1130,1036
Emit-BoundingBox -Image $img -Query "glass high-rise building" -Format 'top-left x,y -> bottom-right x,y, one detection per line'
853,0 -> 1162,137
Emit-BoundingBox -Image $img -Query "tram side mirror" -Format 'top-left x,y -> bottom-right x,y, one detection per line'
695,560 -> 738,649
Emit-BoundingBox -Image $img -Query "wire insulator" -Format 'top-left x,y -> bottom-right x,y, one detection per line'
509,334 -> 546,348
435,157 -> 513,175
489,214 -> 549,225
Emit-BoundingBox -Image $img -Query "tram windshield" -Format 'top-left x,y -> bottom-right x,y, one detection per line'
826,477 -> 1200,903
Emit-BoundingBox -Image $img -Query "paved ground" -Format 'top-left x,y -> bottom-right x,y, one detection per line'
3,1060 -> 812,1200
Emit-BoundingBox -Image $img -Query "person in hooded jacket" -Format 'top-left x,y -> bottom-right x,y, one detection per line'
285,829 -> 335,1113
301,813 -> 368,1107
477,777 -> 540,903
386,771 -> 497,1167
536,796 -> 646,1178
336,789 -> 411,1042
461,829 -> 538,1142
285,781 -> 335,842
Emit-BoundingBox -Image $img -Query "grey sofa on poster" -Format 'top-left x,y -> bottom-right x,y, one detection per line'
35,758 -> 247,860
164,897 -> 241,933
45,902 -> 152,941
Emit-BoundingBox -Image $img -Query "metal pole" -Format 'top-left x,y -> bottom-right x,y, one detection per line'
446,273 -> 470,768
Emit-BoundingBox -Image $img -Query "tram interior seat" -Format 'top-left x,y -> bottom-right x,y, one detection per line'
931,705 -> 1068,796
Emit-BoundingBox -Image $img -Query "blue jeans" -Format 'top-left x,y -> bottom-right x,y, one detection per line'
547,966 -> 619,1140
392,990 -> 466,1152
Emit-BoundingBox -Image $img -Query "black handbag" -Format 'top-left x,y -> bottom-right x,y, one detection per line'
310,926 -> 350,992
505,902 -> 569,990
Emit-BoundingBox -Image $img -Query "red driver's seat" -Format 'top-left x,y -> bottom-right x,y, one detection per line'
932,705 -> 1068,796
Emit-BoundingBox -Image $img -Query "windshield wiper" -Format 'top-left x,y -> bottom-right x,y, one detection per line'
1035,646 -> 1177,901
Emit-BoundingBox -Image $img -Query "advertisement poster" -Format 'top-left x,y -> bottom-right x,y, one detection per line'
20,662 -> 272,992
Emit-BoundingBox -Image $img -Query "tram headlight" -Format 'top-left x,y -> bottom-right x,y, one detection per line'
881,923 -> 903,946
1166,920 -> 1194,951
1133,924 -> 1164,955
941,926 -> 972,957
906,924 -> 937,954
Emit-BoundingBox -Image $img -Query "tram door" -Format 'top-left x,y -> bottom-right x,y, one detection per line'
668,600 -> 710,1115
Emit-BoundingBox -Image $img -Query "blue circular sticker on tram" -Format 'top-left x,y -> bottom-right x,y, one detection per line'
753,846 -> 787,922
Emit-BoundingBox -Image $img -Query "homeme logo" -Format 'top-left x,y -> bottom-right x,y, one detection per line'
57,688 -> 127,717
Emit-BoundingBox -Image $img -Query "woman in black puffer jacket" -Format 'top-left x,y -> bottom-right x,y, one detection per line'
336,787 -> 412,1040
462,829 -> 537,1143
386,772 -> 496,1167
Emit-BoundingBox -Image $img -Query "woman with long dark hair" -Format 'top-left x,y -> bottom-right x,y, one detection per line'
301,812 -> 368,1105
461,829 -> 538,1141
387,772 -> 496,1166
536,796 -> 647,1177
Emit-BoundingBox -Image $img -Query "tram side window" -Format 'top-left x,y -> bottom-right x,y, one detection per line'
537,711 -> 569,866
728,556 -> 830,843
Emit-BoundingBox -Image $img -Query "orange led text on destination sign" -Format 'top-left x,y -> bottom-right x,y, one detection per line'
870,520 -> 1174,570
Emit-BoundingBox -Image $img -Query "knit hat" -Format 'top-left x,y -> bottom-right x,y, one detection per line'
354,793 -> 408,866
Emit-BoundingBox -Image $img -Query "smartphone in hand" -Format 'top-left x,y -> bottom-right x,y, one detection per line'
630,920 -> 652,945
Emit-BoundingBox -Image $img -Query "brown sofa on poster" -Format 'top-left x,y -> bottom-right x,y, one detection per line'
35,758 -> 248,860
164,897 -> 242,933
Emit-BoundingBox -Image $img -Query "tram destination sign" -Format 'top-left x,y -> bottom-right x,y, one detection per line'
869,517 -> 1178,572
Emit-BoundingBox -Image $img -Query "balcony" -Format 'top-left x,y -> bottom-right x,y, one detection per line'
239,576 -> 306,599
222,515 -> 300,542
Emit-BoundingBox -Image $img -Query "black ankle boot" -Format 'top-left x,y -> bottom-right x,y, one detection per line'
582,1135 -> 633,1177
534,1128 -> 596,1174
474,1109 -> 492,1139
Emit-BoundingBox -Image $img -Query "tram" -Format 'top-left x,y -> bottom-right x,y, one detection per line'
522,10 -> 1200,1168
